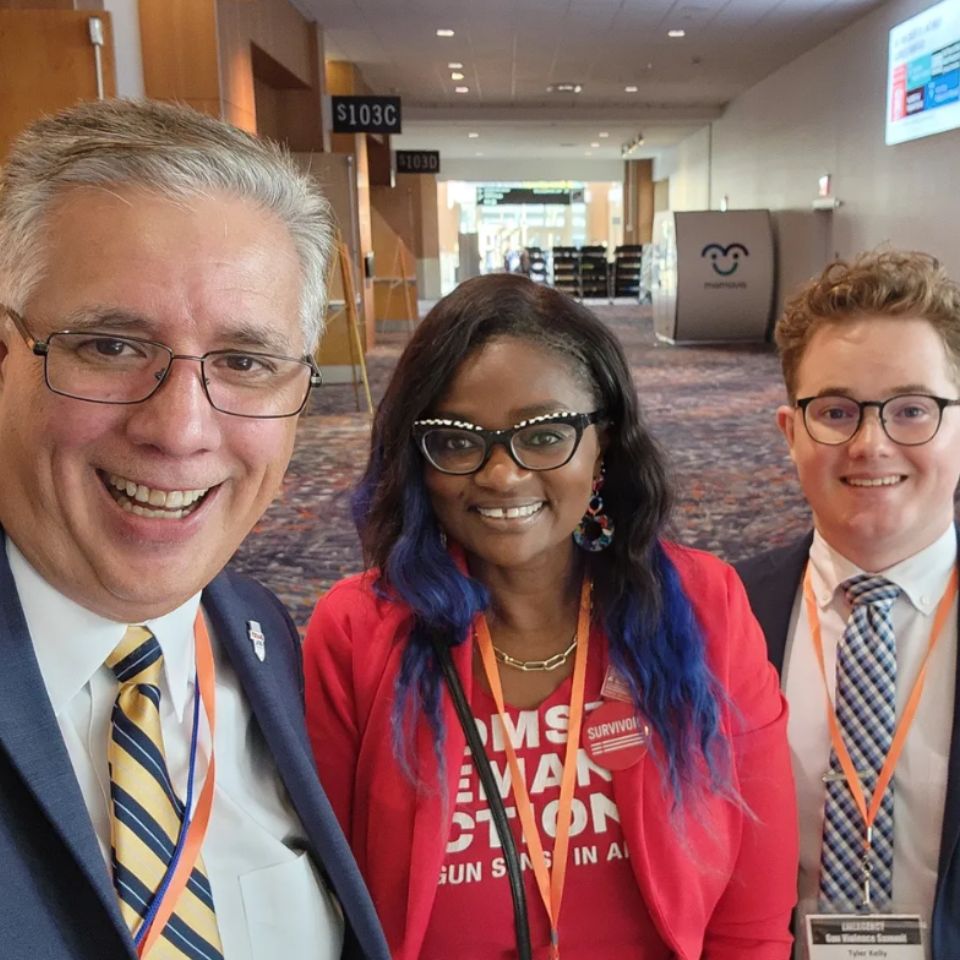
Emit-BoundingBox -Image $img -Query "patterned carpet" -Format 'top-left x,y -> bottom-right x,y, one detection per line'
229,302 -> 812,628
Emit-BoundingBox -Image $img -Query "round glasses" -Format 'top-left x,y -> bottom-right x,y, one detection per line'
796,393 -> 960,446
6,308 -> 321,419
413,410 -> 603,475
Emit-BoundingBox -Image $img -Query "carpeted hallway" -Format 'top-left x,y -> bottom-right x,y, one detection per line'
229,302 -> 812,629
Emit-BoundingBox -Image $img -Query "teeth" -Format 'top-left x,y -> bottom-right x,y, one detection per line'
477,503 -> 543,519
106,473 -> 211,515
846,476 -> 902,487
119,498 -> 191,520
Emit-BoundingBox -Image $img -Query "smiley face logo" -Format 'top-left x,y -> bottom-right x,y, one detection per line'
701,242 -> 749,276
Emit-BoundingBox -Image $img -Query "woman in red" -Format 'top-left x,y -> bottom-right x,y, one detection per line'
304,274 -> 797,959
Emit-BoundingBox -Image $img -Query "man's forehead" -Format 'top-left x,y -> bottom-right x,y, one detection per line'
796,314 -> 959,387
28,186 -> 303,349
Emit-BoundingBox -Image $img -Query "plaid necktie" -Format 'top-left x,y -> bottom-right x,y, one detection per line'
819,575 -> 899,910
107,626 -> 223,959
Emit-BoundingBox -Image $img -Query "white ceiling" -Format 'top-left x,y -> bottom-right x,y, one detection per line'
293,0 -> 886,165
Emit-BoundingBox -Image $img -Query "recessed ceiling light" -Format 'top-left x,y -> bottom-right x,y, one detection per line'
436,28 -> 455,37
547,83 -> 583,94
455,86 -> 469,93
590,142 -> 600,148
624,85 -> 638,93
599,132 -> 609,138
668,28 -> 686,38
448,62 -> 463,69
468,132 -> 480,138
451,72 -> 464,80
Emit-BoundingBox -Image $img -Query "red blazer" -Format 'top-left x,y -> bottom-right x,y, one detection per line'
304,543 -> 798,959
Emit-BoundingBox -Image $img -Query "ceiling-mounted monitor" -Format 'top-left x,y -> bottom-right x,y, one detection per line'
887,0 -> 960,144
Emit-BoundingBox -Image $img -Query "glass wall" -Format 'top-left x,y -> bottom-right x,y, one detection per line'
438,180 -> 623,294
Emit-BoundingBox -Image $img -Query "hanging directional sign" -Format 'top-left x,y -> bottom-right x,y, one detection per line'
396,150 -> 440,174
477,186 -> 580,206
331,96 -> 402,134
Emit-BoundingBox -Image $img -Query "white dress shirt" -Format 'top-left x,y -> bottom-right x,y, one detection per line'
783,525 -> 957,956
7,538 -> 343,960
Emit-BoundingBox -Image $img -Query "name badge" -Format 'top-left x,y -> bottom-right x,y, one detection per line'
806,913 -> 924,959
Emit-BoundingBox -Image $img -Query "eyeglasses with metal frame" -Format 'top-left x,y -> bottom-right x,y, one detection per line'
796,393 -> 960,446
412,410 -> 604,475
3,307 -> 322,419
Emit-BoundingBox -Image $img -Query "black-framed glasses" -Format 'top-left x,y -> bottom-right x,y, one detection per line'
4,307 -> 322,419
796,393 -> 960,446
413,410 -> 604,475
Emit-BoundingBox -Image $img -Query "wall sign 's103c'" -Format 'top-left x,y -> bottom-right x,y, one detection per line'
331,96 -> 402,134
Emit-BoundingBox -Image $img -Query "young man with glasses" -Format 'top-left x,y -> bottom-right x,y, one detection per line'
736,250 -> 960,960
0,99 -> 388,960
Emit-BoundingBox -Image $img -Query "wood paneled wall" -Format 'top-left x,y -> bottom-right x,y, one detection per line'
138,0 -> 220,117
0,1 -> 102,8
623,159 -> 654,245
138,0 -> 323,142
217,0 -> 312,132
371,183 -> 419,323
0,9 -> 116,159
396,171 -> 441,299
327,58 -> 378,344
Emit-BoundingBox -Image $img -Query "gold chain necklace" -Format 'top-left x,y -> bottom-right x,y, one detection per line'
491,634 -> 578,672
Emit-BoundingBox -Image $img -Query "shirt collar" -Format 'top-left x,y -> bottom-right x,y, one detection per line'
809,523 -> 958,616
6,537 -> 202,721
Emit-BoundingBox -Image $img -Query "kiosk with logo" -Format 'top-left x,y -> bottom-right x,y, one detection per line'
651,209 -> 775,342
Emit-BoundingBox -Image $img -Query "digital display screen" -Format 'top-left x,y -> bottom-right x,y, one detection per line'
887,0 -> 960,144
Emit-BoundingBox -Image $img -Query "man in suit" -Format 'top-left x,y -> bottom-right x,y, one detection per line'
737,250 -> 960,959
0,99 -> 389,960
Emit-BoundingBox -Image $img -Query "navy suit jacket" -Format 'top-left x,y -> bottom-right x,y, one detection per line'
0,529 -> 389,960
736,534 -> 960,960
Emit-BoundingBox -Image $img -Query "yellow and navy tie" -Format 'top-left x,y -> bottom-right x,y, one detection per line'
106,626 -> 223,959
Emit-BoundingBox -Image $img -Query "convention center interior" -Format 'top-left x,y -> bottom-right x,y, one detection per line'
1,0 -> 955,624
5,2 -> 960,959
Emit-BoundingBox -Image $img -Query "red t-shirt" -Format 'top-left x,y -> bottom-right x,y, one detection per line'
420,647 -> 672,960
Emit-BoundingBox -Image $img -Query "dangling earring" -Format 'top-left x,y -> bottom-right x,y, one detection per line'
439,528 -> 448,549
573,465 -> 615,552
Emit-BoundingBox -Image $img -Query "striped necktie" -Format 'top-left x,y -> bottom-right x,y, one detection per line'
819,575 -> 899,910
107,626 -> 223,959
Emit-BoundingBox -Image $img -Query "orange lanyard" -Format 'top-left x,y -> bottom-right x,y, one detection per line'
136,610 -> 218,957
473,577 -> 591,960
803,565 -> 957,903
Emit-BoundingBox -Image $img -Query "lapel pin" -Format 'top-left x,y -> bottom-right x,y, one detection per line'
247,620 -> 266,662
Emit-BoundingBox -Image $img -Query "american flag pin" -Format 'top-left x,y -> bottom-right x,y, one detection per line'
247,620 -> 266,662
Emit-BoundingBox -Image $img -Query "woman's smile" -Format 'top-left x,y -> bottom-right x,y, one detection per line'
423,336 -> 602,573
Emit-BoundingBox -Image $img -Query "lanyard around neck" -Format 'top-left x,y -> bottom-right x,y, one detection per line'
803,565 -> 957,836
135,609 -> 218,957
473,577 -> 592,960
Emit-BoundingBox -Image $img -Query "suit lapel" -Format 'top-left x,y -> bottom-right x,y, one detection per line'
0,532 -> 131,947
933,525 -> 960,957
201,573 -> 387,959
742,534 -> 813,672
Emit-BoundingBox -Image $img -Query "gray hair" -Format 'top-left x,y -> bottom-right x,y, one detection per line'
0,98 -> 334,349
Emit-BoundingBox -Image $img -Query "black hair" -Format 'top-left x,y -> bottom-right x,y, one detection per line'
353,273 -> 730,802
